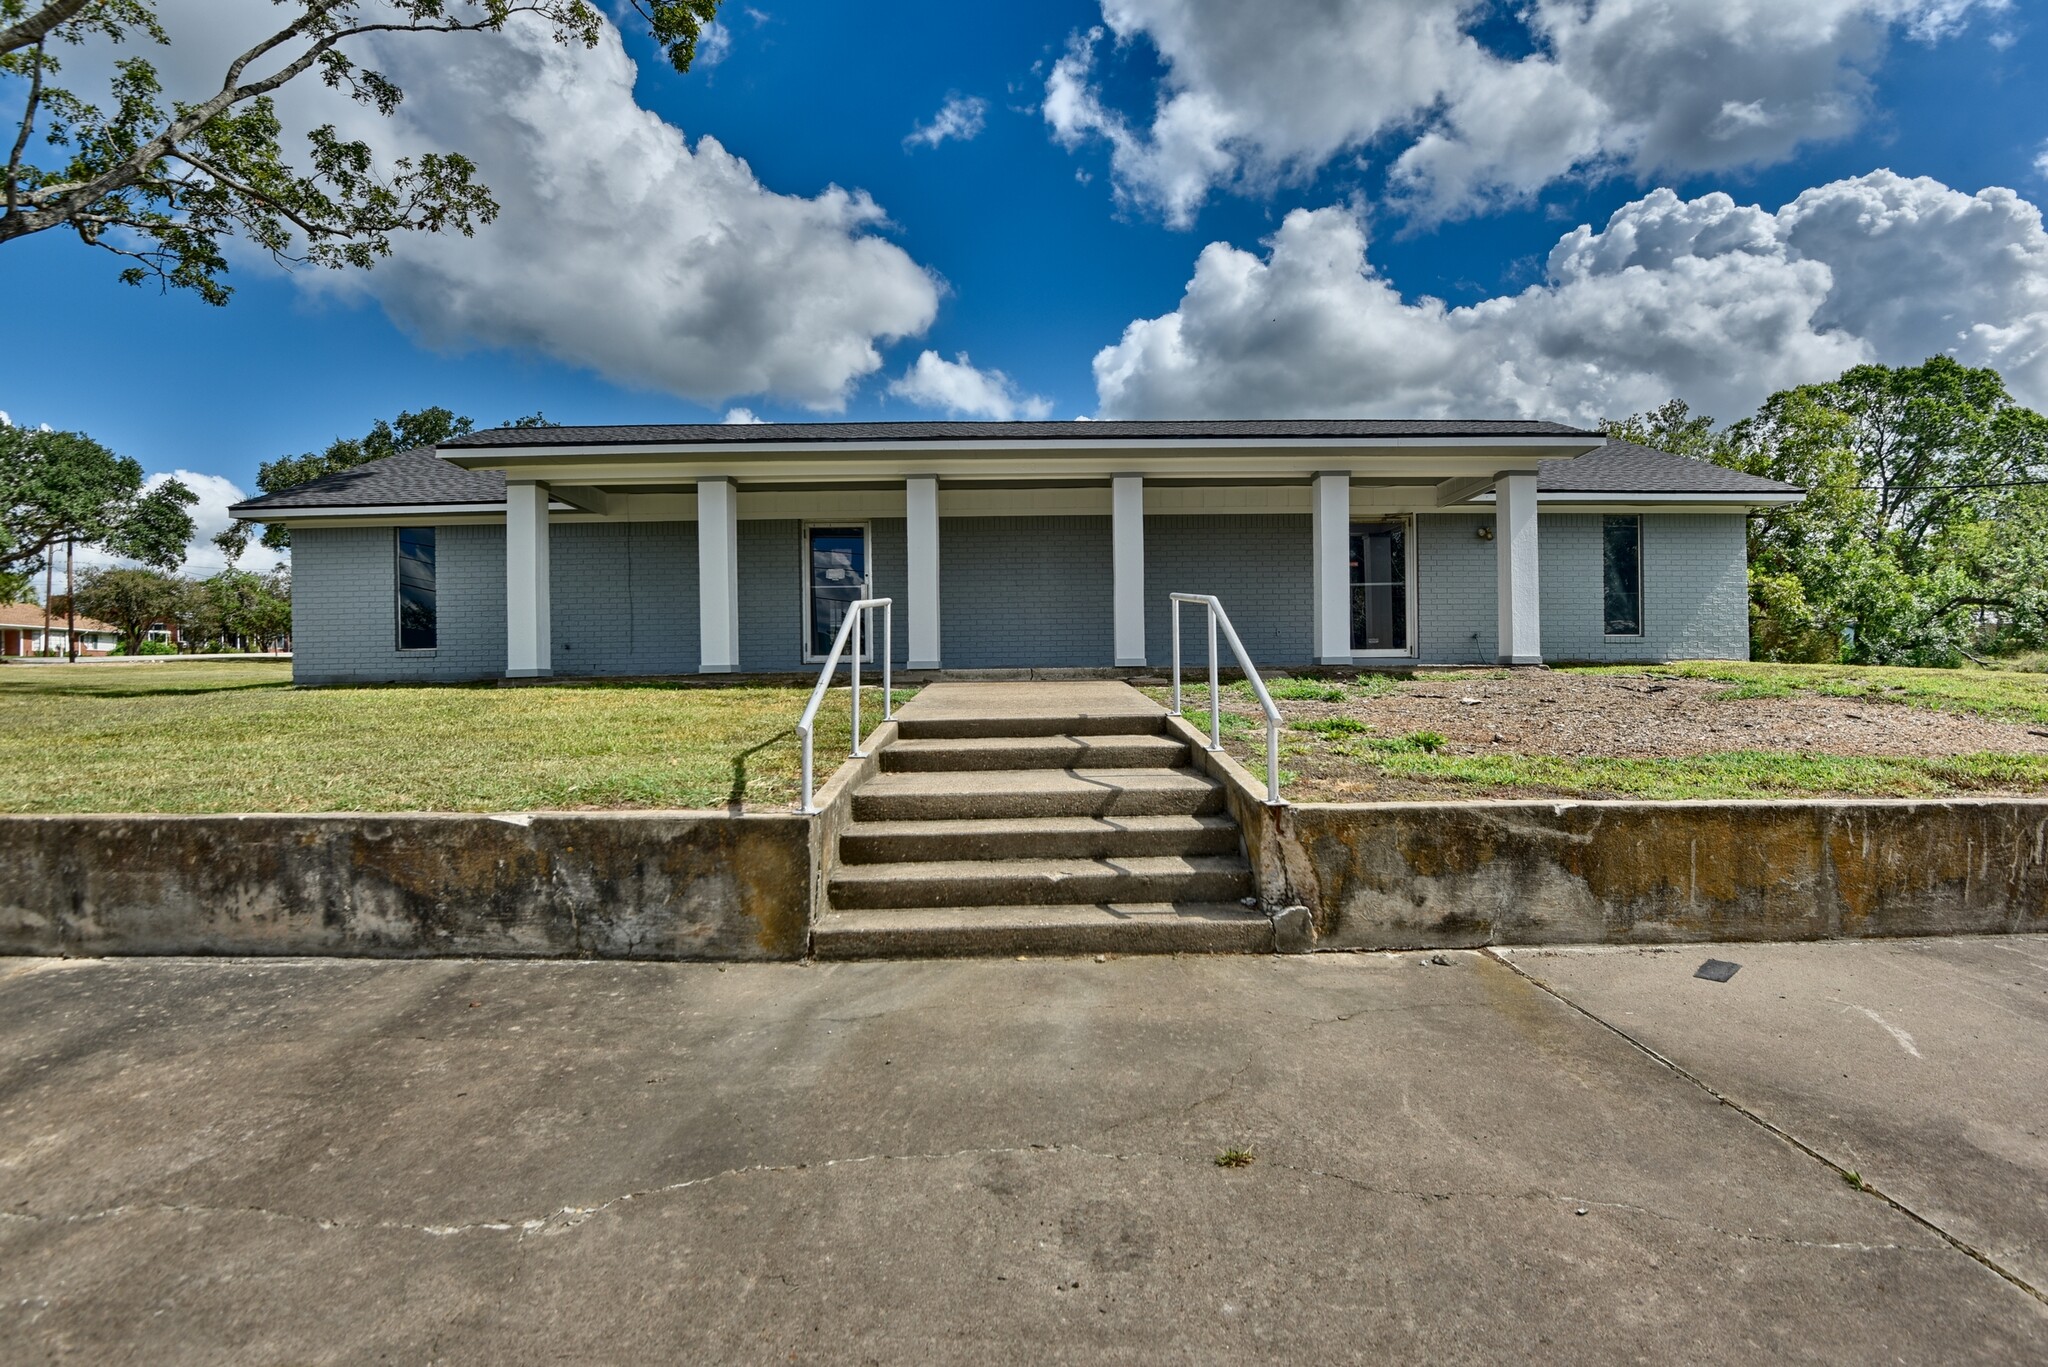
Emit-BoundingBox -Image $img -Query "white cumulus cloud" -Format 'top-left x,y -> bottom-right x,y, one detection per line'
1092,171 -> 2048,425
722,407 -> 767,424
890,351 -> 1054,421
294,17 -> 940,411
69,471 -> 284,583
1046,0 -> 2006,226
905,94 -> 989,149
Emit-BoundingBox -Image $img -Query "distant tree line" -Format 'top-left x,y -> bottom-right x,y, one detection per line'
1607,356 -> 2048,666
60,564 -> 291,655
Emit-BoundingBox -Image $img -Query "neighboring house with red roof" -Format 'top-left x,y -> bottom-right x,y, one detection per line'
227,420 -> 1803,687
0,603 -> 121,657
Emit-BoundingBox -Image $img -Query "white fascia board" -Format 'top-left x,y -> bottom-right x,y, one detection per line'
239,501 -> 575,525
1459,490 -> 1804,509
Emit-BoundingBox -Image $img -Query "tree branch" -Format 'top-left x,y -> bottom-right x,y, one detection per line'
0,0 -> 94,56
4,37 -> 44,216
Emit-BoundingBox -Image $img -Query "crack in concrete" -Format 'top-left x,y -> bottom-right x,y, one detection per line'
1482,947 -> 2048,1307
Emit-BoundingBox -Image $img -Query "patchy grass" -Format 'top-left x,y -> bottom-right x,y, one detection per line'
1307,745 -> 2048,801
0,660 -> 908,813
1576,660 -> 2048,726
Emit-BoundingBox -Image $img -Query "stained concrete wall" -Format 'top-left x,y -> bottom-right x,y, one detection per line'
0,813 -> 811,961
1287,799 -> 2048,949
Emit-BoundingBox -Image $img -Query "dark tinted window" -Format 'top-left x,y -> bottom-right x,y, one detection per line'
1603,515 -> 1642,637
397,527 -> 437,650
808,526 -> 866,657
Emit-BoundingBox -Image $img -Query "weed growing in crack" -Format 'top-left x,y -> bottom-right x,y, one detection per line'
1215,1147 -> 1256,1169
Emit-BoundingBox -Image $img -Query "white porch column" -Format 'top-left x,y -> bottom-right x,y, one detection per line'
697,476 -> 740,672
505,481 -> 553,678
1111,475 -> 1146,667
905,475 -> 942,669
1311,471 -> 1352,665
1495,471 -> 1542,665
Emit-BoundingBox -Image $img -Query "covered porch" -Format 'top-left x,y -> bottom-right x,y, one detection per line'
433,422 -> 1600,680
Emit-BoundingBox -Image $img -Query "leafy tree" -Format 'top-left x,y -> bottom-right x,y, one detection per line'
1602,399 -> 1726,462
220,406 -> 559,557
71,563 -> 181,653
1612,358 -> 2048,665
1,1 -> 721,303
0,424 -> 196,576
0,566 -> 34,602
182,565 -> 291,651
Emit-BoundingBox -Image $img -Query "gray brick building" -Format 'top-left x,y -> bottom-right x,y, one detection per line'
232,422 -> 1800,685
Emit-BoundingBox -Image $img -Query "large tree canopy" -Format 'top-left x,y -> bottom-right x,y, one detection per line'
1,0 -> 720,302
1608,357 -> 2048,665
0,423 -> 196,574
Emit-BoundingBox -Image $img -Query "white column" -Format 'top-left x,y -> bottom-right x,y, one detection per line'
1111,475 -> 1146,667
1495,471 -> 1542,665
1311,471 -> 1352,664
905,475 -> 942,669
505,481 -> 552,678
697,476 -> 740,672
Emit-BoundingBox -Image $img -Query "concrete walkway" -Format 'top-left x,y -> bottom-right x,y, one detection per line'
890,678 -> 1166,736
3,939 -> 2045,1362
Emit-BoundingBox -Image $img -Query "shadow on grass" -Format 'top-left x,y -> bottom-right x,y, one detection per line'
726,731 -> 793,813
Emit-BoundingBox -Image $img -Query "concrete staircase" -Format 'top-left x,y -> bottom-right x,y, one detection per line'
812,682 -> 1273,959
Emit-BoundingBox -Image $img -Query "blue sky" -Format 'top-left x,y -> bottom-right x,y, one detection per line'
4,0 -> 2047,571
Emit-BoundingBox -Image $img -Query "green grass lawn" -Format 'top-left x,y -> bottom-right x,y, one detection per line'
0,661 -> 903,813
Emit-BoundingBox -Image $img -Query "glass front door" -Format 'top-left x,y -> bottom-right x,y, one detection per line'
1349,521 -> 1409,653
807,525 -> 869,659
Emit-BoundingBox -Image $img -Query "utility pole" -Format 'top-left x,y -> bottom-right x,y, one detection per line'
65,537 -> 76,663
42,555 -> 52,656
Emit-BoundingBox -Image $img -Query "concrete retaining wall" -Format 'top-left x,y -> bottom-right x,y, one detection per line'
0,812 -> 810,961
1287,799 -> 2048,949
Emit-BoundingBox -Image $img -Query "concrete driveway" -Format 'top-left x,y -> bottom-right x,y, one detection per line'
2,939 -> 2044,1363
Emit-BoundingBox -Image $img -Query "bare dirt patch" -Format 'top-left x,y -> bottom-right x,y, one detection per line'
1301,672 -> 2048,760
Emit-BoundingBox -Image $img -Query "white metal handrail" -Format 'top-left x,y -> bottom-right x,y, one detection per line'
1168,593 -> 1285,806
796,596 -> 893,814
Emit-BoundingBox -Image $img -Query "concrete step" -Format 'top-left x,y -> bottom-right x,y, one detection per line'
850,769 -> 1227,821
838,814 -> 1242,864
895,713 -> 1166,741
812,902 -> 1274,960
882,734 -> 1190,773
828,854 -> 1254,911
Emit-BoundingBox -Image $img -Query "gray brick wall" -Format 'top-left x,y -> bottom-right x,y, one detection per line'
1143,514 -> 1313,665
1538,512 -> 1750,662
550,521 -> 697,676
1414,511 -> 1750,664
1416,513 -> 1498,664
939,516 -> 1114,668
292,523 -> 508,685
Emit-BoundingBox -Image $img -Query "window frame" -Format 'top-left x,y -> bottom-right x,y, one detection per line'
1602,514 -> 1645,639
395,526 -> 439,653
800,521 -> 874,665
1349,515 -> 1417,658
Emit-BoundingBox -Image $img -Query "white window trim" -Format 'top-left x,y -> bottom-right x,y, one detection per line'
801,520 -> 874,665
1603,514 -> 1646,640
1351,515 -> 1418,659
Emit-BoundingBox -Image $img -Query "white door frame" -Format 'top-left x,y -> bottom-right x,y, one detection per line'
801,520 -> 874,664
1351,515 -> 1418,659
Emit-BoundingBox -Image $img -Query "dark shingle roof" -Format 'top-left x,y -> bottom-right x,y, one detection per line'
1536,440 -> 1801,495
229,433 -> 1800,516
438,418 -> 1597,448
228,448 -> 506,515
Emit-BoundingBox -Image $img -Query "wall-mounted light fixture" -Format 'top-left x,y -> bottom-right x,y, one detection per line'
1475,524 -> 1495,541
